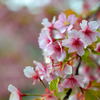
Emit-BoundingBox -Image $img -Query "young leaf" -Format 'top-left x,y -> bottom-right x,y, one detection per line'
85,89 -> 100,100
49,78 -> 59,91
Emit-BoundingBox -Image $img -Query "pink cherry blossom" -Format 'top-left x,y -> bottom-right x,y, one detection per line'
43,41 -> 66,62
79,66 -> 96,84
38,29 -> 53,51
41,16 -> 56,32
33,61 -> 55,82
54,64 -> 72,78
61,75 -> 84,89
54,13 -> 77,33
80,20 -> 100,47
23,66 -> 39,85
62,30 -> 84,56
8,84 -> 22,100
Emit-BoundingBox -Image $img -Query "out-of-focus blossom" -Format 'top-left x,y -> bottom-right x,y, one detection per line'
41,17 -> 56,30
8,84 -> 21,100
79,66 -> 96,84
54,13 -> 77,33
80,20 -> 100,47
62,30 -> 84,56
95,43 -> 100,52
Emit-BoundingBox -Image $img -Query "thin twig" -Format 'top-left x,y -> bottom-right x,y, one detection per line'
39,78 -> 46,88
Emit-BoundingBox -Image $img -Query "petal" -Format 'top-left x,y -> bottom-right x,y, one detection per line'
57,50 -> 66,61
58,13 -> 67,22
41,18 -> 51,27
52,16 -> 56,24
54,20 -> 63,29
8,84 -> 17,93
59,26 -> 67,33
80,20 -> 88,30
64,65 -> 72,75
9,92 -> 20,100
89,21 -> 99,31
23,66 -> 34,78
77,48 -> 84,56
68,14 -> 77,24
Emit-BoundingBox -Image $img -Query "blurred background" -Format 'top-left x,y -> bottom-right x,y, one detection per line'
0,0 -> 100,100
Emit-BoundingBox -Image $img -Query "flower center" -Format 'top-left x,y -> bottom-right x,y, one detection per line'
72,38 -> 82,47
64,21 -> 69,26
83,27 -> 93,36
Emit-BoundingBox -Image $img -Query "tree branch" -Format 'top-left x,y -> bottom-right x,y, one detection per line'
63,55 -> 82,100
75,56 -> 82,75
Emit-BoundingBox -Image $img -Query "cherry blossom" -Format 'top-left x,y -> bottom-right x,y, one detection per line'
41,16 -> 56,32
62,30 -> 85,56
23,66 -> 39,85
43,41 -> 66,62
61,75 -> 84,89
80,20 -> 100,47
34,61 -> 55,82
54,64 -> 72,78
38,29 -> 53,52
8,84 -> 21,100
54,13 -> 77,33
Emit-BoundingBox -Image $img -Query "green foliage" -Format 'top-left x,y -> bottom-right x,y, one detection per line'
85,89 -> 100,100
92,81 -> 100,88
82,49 -> 96,67
49,78 -> 60,91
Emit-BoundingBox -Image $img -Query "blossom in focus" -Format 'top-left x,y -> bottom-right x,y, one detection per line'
43,41 -> 66,62
54,13 -> 77,33
62,30 -> 84,56
38,29 -> 53,52
8,84 -> 21,100
80,20 -> 100,47
34,61 -> 55,82
23,66 -> 39,85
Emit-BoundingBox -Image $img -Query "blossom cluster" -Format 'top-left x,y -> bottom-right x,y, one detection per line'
8,12 -> 100,100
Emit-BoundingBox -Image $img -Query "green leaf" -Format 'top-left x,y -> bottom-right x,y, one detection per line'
82,49 -> 96,67
92,50 -> 100,55
92,81 -> 100,88
49,78 -> 59,91
85,89 -> 100,100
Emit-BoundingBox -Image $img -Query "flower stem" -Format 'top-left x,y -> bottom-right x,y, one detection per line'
23,93 -> 41,97
39,78 -> 46,88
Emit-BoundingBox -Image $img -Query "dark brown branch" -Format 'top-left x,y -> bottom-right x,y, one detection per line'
63,89 -> 72,100
75,56 -> 82,75
63,56 -> 82,100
